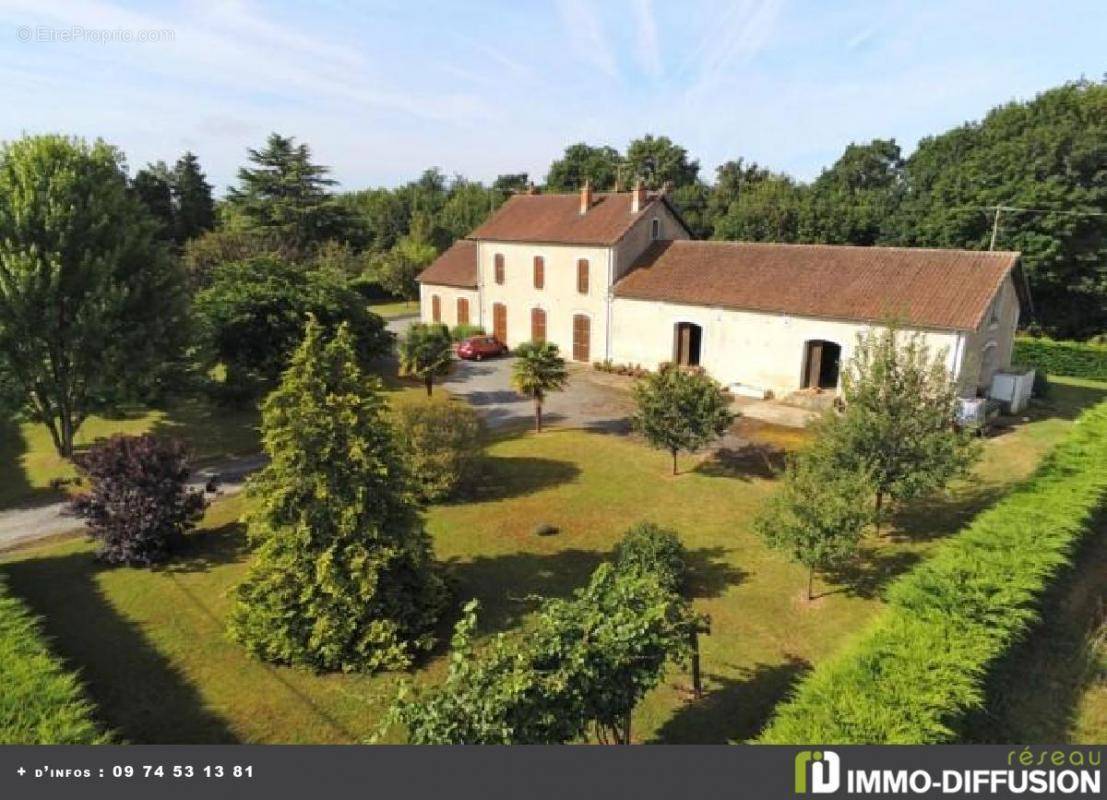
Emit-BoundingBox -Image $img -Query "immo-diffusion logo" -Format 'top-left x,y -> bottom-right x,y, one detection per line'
793,749 -> 1102,796
795,751 -> 841,794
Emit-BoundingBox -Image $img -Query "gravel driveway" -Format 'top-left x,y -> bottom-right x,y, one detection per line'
441,355 -> 635,432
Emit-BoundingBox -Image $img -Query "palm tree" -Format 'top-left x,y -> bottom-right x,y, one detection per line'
398,323 -> 454,396
511,341 -> 568,432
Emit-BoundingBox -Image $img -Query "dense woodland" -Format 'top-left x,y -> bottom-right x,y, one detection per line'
160,78 -> 1104,340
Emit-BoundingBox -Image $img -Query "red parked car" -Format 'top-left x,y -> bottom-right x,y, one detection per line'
456,335 -> 509,361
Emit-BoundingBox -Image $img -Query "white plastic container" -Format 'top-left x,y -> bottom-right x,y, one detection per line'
989,369 -> 1035,414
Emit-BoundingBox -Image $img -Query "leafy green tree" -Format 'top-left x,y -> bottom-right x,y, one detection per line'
397,323 -> 454,397
492,173 -> 529,193
612,522 -> 688,595
181,228 -> 285,290
754,450 -> 872,600
194,257 -> 391,397
511,341 -> 569,432
226,133 -> 345,251
389,558 -> 701,744
631,364 -> 735,475
391,397 -> 483,503
545,143 -> 622,191
711,171 -> 807,243
0,135 -> 189,457
624,134 -> 699,189
338,188 -> 410,252
373,236 -> 438,300
804,139 -> 904,245
818,327 -> 980,532
668,181 -> 712,238
171,151 -> 215,244
438,178 -> 494,240
228,319 -> 446,672
132,161 -> 176,241
888,81 -> 1107,338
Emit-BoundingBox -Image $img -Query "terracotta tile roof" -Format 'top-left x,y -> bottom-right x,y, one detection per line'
614,240 -> 1022,331
417,239 -> 477,288
468,192 -> 673,245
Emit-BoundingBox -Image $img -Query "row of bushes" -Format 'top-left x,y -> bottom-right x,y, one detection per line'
1014,337 -> 1107,381
0,579 -> 105,744
760,399 -> 1107,743
593,360 -> 651,378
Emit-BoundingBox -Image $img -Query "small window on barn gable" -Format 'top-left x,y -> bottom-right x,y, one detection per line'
988,287 -> 1002,326
577,258 -> 589,294
494,253 -> 505,285
533,255 -> 544,289
651,218 -> 661,240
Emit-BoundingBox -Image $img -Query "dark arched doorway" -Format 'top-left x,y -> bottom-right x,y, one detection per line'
802,340 -> 841,390
673,322 -> 702,367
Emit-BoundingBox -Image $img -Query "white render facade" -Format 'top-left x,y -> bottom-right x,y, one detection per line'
417,188 -> 1025,400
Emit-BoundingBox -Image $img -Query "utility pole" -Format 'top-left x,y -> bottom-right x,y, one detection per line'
989,205 -> 1006,250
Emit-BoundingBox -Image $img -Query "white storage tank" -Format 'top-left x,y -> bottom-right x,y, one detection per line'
989,368 -> 1035,414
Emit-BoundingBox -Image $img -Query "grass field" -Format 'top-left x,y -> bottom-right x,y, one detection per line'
0,399 -> 262,510
368,299 -> 419,319
3,376 -> 1100,744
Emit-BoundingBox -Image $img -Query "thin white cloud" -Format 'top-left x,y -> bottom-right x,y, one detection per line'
555,0 -> 618,80
631,0 -> 662,77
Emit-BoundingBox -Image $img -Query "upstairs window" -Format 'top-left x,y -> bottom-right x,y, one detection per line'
494,253 -> 505,285
651,218 -> 661,240
577,258 -> 589,294
533,256 -> 545,289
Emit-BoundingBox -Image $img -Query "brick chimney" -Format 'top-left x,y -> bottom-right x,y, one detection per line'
579,180 -> 592,215
631,178 -> 647,214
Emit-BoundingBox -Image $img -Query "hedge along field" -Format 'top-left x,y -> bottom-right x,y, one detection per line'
1014,338 -> 1107,381
760,399 -> 1107,744
0,578 -> 106,744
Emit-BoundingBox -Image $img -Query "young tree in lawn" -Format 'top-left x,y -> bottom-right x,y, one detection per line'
0,135 -> 190,458
753,448 -> 872,601
228,318 -> 446,672
820,326 -> 980,533
511,341 -> 569,432
388,562 -> 702,744
398,323 -> 454,397
70,434 -> 207,566
631,364 -> 735,475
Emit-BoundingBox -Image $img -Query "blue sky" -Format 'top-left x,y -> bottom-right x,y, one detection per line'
1,0 -> 1103,193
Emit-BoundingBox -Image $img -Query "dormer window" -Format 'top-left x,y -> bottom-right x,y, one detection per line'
651,218 -> 661,240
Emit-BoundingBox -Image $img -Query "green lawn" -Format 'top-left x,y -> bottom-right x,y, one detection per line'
3,376 -> 1100,744
369,299 -> 419,319
0,399 -> 262,510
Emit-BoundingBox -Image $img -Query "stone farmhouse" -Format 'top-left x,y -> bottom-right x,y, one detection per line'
416,183 -> 1030,399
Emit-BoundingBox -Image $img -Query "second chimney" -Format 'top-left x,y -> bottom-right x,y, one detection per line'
579,180 -> 592,215
631,178 -> 647,214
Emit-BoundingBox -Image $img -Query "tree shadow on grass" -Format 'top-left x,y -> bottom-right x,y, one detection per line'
693,443 -> 786,482
889,481 -> 1009,543
685,547 -> 749,599
822,547 -> 923,600
1,551 -> 240,744
159,521 -> 250,575
0,414 -> 64,509
651,655 -> 811,743
453,455 -> 581,504
441,548 -> 607,637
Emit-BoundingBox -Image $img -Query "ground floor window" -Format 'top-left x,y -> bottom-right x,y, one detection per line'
493,303 -> 507,343
457,297 -> 469,326
801,339 -> 841,390
531,308 -> 547,342
431,294 -> 441,323
673,322 -> 702,367
572,314 -> 590,362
